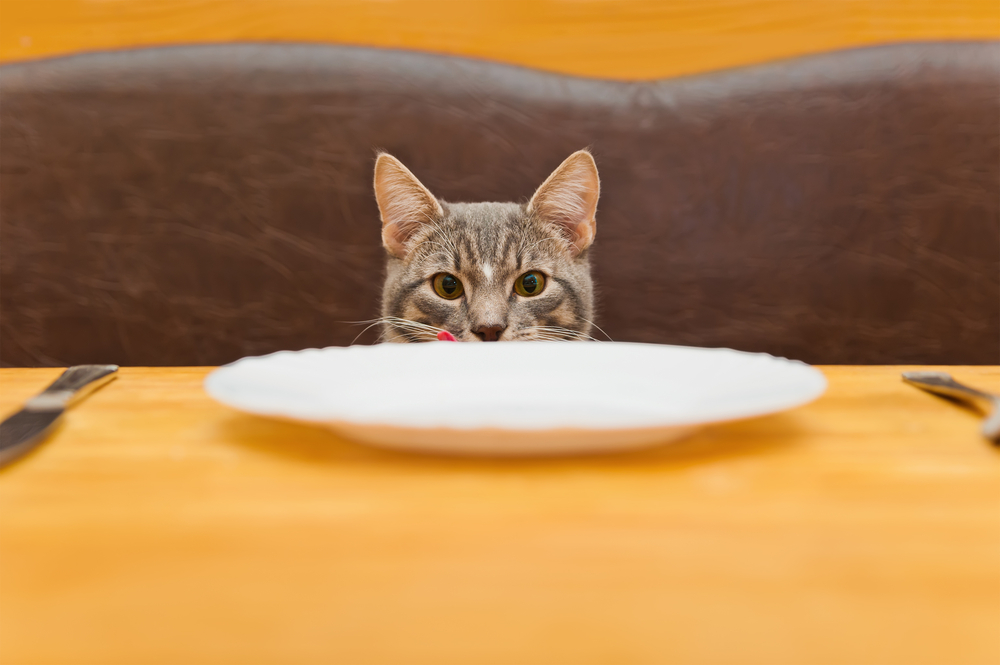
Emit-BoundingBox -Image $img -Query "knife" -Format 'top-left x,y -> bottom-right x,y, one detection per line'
0,365 -> 119,467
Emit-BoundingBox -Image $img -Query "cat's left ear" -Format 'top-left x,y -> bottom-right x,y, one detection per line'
527,149 -> 600,256
374,153 -> 444,259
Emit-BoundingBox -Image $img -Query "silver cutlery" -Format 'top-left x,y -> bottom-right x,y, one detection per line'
0,365 -> 119,467
902,371 -> 1000,443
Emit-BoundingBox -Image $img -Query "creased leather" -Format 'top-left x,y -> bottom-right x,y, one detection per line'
1,42 -> 997,366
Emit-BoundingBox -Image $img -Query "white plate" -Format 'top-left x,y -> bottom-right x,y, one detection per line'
204,342 -> 826,456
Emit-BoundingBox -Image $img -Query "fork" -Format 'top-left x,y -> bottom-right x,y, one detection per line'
902,371 -> 1000,443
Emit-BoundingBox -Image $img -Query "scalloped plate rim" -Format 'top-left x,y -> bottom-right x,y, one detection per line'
203,342 -> 827,454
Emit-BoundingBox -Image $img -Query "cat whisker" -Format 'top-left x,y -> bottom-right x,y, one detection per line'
530,334 -> 579,342
347,319 -> 391,345
580,317 -> 613,341
373,324 -> 432,345
528,325 -> 598,339
520,325 -> 597,342
381,316 -> 444,333
345,316 -> 446,345
379,316 -> 447,343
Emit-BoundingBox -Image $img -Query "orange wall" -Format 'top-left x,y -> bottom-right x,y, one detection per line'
1,0 -> 998,79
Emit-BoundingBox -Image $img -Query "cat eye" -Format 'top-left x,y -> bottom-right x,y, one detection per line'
432,273 -> 464,300
514,271 -> 546,297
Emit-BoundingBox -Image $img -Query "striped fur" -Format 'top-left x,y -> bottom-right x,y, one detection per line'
374,151 -> 599,342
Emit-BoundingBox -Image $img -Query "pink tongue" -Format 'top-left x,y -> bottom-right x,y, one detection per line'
436,330 -> 458,342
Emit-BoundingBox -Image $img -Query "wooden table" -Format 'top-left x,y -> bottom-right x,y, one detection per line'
1,366 -> 998,665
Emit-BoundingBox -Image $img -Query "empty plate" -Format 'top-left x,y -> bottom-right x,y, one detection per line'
204,342 -> 826,456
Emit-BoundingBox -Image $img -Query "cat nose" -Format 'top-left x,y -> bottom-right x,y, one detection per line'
472,324 -> 506,342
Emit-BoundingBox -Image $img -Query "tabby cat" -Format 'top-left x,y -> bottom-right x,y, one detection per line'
374,150 -> 599,343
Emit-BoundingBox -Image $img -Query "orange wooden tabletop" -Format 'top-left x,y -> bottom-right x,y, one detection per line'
1,365 -> 998,665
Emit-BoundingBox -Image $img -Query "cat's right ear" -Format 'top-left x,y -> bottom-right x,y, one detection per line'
374,153 -> 443,259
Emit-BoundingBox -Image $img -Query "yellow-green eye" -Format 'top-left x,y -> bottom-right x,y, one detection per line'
433,273 -> 464,300
514,271 -> 546,297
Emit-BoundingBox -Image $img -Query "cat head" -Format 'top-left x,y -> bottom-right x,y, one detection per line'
375,150 -> 599,342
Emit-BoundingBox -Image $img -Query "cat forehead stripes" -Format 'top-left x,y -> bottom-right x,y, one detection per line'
410,204 -> 557,289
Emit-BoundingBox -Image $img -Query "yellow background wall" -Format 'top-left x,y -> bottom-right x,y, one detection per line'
1,0 -> 998,80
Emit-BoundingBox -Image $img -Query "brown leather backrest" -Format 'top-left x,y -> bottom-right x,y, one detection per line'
1,42 -> 997,366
